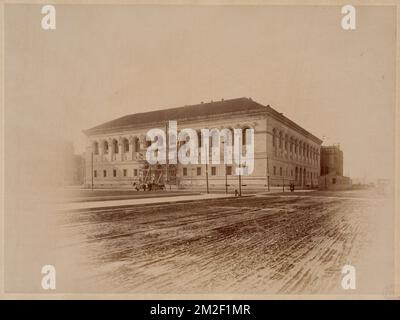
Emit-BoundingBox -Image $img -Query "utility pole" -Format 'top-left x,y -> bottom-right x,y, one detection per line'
205,161 -> 209,194
91,151 -> 94,190
165,121 -> 169,186
203,142 -> 210,193
225,164 -> 228,194
222,139 -> 228,194
238,148 -> 242,197
266,116 -> 270,192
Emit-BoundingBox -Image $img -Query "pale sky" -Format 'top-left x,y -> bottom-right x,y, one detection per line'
5,4 -> 396,181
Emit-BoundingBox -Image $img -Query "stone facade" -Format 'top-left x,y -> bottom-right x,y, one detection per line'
319,145 -> 351,190
319,173 -> 352,190
83,98 -> 322,190
320,145 -> 343,176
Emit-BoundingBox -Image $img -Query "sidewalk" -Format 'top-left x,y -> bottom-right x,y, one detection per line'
58,193 -> 236,211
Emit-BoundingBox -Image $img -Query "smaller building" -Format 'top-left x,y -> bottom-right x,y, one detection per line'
320,144 -> 343,176
319,173 -> 352,190
61,141 -> 85,186
319,144 -> 351,190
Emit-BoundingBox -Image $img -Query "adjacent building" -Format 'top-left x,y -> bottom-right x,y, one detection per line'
61,141 -> 85,186
320,145 -> 343,176
319,144 -> 352,190
83,97 -> 322,190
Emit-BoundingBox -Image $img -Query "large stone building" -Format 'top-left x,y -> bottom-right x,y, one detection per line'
83,97 -> 322,191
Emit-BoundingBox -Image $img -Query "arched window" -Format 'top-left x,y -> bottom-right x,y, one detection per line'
285,134 -> 289,151
272,128 -> 277,147
242,126 -> 251,145
290,137 -> 293,152
197,130 -> 202,148
93,141 -> 99,155
221,128 -> 234,146
123,138 -> 129,153
103,140 -> 109,154
113,139 -> 119,154
134,137 -> 140,152
279,131 -> 283,148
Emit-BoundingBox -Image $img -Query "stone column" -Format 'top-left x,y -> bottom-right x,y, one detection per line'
129,136 -> 135,161
108,138 -> 114,162
118,137 -> 123,162
99,140 -> 104,161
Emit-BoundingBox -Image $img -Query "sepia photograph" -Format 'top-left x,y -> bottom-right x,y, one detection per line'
0,0 -> 399,303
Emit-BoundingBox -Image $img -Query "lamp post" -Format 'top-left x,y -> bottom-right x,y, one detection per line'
222,140 -> 228,194
238,148 -> 242,197
225,165 -> 228,194
205,145 -> 210,194
165,122 -> 169,187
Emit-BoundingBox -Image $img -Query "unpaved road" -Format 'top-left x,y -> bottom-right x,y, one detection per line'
56,190 -> 394,294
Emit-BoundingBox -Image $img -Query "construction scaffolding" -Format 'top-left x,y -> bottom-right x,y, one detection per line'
138,164 -> 177,186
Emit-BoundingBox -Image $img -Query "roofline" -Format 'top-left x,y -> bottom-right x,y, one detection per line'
265,105 -> 323,144
82,107 -> 265,136
83,99 -> 322,145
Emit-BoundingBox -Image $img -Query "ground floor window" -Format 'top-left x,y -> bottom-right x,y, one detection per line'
94,170 -> 97,178
273,166 -> 276,175
226,165 -> 232,175
113,169 -> 117,177
183,167 -> 187,176
134,169 -> 138,176
123,169 -> 127,177
103,170 -> 107,177
211,166 -> 216,176
197,167 -> 201,176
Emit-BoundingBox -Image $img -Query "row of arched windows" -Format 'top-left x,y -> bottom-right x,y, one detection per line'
194,127 -> 251,147
93,126 -> 253,156
92,137 -> 141,155
272,128 -> 319,163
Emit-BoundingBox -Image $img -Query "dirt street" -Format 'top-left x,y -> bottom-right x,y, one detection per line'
56,190 -> 394,295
